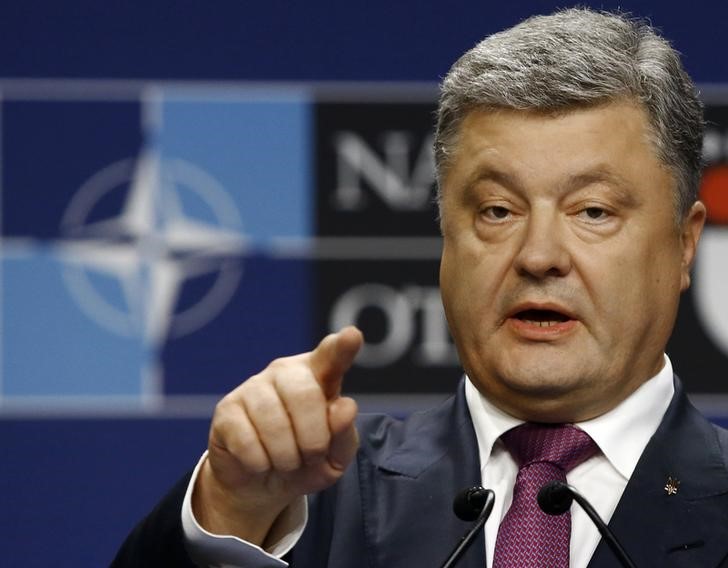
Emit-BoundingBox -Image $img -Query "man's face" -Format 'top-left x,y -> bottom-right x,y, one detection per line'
439,102 -> 705,422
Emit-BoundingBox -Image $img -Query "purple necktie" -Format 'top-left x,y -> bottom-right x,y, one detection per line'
492,423 -> 598,568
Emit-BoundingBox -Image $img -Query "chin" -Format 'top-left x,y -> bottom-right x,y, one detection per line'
467,364 -> 596,421
504,373 -> 583,398
500,354 -> 591,388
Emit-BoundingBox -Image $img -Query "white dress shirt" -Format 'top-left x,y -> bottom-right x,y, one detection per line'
183,355 -> 675,567
467,354 -> 674,567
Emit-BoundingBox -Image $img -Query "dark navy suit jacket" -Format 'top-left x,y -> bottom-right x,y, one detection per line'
112,377 -> 728,567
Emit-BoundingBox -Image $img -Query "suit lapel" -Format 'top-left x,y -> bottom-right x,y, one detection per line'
354,376 -> 728,567
588,378 -> 728,567
357,380 -> 487,568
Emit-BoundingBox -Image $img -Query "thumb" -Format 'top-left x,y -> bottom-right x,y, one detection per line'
309,326 -> 363,400
327,396 -> 359,471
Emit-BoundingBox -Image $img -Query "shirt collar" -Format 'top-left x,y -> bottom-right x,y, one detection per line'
464,354 -> 675,480
577,355 -> 674,479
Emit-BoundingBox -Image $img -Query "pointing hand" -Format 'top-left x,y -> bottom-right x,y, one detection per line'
192,327 -> 364,545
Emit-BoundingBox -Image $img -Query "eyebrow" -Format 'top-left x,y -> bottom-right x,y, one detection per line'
459,166 -> 521,202
460,165 -> 641,208
564,170 -> 641,207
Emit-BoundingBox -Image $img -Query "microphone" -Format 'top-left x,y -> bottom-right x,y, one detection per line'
453,486 -> 493,521
440,487 -> 495,568
538,481 -> 637,568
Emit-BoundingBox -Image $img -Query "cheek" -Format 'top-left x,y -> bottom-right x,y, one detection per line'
578,241 -> 682,334
441,242 -> 511,326
579,243 -> 638,296
440,245 -> 476,320
439,247 -> 461,320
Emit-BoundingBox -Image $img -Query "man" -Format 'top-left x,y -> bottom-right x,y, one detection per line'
114,8 -> 728,567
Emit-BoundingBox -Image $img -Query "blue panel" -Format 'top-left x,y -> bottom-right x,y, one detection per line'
2,252 -> 147,398
713,417 -> 728,429
1,97 -> 149,404
162,255 -> 312,395
2,100 -> 143,239
0,418 -> 208,568
0,90 -> 316,407
0,2 -> 726,82
156,92 -> 313,243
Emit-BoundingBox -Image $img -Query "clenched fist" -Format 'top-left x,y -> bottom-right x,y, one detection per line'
192,326 -> 364,546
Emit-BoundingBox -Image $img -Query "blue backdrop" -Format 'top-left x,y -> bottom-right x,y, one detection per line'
2,2 -> 728,566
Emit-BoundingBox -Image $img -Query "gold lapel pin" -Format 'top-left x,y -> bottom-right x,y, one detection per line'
664,476 -> 680,496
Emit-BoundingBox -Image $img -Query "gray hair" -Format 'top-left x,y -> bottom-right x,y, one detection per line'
435,8 -> 703,219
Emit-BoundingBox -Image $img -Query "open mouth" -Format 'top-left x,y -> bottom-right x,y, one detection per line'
513,309 -> 572,327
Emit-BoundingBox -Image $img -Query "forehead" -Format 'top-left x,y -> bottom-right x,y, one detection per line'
442,102 -> 673,198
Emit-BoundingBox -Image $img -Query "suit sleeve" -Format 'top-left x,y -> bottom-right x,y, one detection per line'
110,473 -> 200,568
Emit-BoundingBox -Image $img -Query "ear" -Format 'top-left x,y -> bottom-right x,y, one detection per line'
679,201 -> 706,292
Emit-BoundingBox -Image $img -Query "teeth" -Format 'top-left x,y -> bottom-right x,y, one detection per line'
524,320 -> 560,327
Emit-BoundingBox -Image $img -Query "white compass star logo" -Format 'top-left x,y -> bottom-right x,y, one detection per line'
56,150 -> 248,348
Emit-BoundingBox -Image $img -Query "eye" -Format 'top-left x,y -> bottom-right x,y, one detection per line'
481,205 -> 512,221
578,206 -> 610,221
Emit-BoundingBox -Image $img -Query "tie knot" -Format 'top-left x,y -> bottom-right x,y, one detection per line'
500,423 -> 597,472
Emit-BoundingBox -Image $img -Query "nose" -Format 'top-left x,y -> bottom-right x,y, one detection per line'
513,211 -> 571,279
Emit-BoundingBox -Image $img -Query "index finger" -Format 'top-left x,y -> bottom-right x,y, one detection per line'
308,326 -> 363,400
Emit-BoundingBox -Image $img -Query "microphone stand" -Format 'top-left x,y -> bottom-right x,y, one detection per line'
538,481 -> 637,568
440,488 -> 495,568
